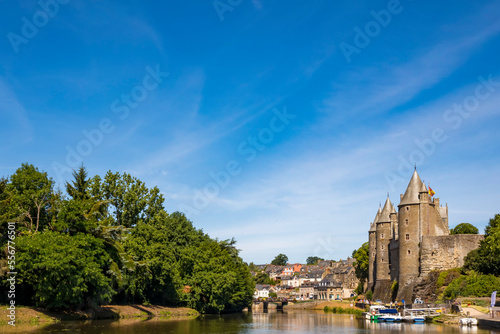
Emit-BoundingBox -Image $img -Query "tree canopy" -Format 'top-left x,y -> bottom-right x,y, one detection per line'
0,164 -> 254,313
463,213 -> 500,276
450,223 -> 479,235
352,242 -> 369,293
271,253 -> 288,266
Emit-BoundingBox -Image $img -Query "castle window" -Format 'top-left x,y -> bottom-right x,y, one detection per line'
372,253 -> 375,258
405,234 -> 410,240
407,250 -> 411,255
406,206 -> 409,211
381,245 -> 384,250
380,233 -> 385,239
381,258 -> 384,262
405,219 -> 409,226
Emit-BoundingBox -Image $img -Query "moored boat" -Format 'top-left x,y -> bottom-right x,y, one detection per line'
459,317 -> 478,326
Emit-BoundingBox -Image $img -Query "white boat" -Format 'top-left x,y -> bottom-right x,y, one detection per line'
379,314 -> 403,322
403,315 -> 426,323
459,317 -> 478,326
364,305 -> 386,320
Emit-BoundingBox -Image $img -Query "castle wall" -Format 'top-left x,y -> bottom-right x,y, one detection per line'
375,222 -> 391,281
389,239 -> 399,282
420,234 -> 484,276
428,203 -> 449,236
368,231 -> 376,289
397,203 -> 421,302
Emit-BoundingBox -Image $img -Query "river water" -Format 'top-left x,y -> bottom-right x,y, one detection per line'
11,310 -> 500,334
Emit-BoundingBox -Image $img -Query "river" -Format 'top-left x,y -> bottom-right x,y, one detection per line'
10,310 -> 500,334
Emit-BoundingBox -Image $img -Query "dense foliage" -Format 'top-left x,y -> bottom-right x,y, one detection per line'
443,271 -> 500,299
463,214 -> 500,276
352,242 -> 369,293
450,223 -> 479,235
271,253 -> 288,266
0,164 -> 254,313
254,272 -> 275,285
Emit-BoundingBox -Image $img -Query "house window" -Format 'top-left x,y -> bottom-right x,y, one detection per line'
407,250 -> 411,255
405,219 -> 409,226
405,234 -> 410,240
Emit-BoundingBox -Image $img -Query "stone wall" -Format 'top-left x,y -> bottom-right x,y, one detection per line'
420,234 -> 484,276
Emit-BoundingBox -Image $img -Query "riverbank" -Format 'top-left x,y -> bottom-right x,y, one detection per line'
0,304 -> 199,326
284,300 -> 363,311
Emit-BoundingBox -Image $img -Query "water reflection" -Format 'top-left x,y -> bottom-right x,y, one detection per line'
9,311 -> 498,334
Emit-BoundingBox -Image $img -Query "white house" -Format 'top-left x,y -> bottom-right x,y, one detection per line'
254,284 -> 270,299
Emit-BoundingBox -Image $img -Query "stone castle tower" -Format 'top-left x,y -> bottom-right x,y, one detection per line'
367,169 -> 482,303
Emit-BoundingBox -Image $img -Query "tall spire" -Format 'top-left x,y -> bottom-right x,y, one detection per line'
369,205 -> 382,232
400,169 -> 426,206
378,196 -> 392,223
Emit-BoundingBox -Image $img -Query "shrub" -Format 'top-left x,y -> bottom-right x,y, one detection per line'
444,272 -> 500,299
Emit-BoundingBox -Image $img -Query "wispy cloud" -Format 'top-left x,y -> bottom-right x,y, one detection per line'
0,78 -> 33,144
321,8 -> 500,122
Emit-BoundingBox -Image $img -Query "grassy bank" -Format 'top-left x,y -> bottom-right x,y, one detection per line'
0,304 -> 199,326
285,300 -> 363,312
323,305 -> 363,315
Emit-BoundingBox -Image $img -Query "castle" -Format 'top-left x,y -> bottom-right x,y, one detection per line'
368,169 -> 483,303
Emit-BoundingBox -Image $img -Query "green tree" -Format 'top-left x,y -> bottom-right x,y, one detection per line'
306,256 -> 324,265
66,165 -> 90,200
255,272 -> 272,284
352,242 -> 369,291
443,271 -> 500,299
450,223 -> 479,235
14,231 -> 114,309
123,211 -> 254,313
271,253 -> 288,266
464,214 -> 500,276
5,163 -> 54,234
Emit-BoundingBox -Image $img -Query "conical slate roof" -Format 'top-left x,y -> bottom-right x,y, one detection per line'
369,206 -> 382,232
378,196 -> 392,223
400,169 -> 426,206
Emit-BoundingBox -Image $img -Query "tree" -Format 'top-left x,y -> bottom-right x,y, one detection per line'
15,231 -> 115,309
6,163 -> 54,233
271,253 -> 288,266
66,165 -> 90,200
450,223 -> 478,235
306,256 -> 324,265
464,214 -> 500,276
254,272 -> 272,284
123,211 -> 254,313
352,242 -> 369,291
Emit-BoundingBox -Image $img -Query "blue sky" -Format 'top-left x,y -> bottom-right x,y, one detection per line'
1,1 -> 500,264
